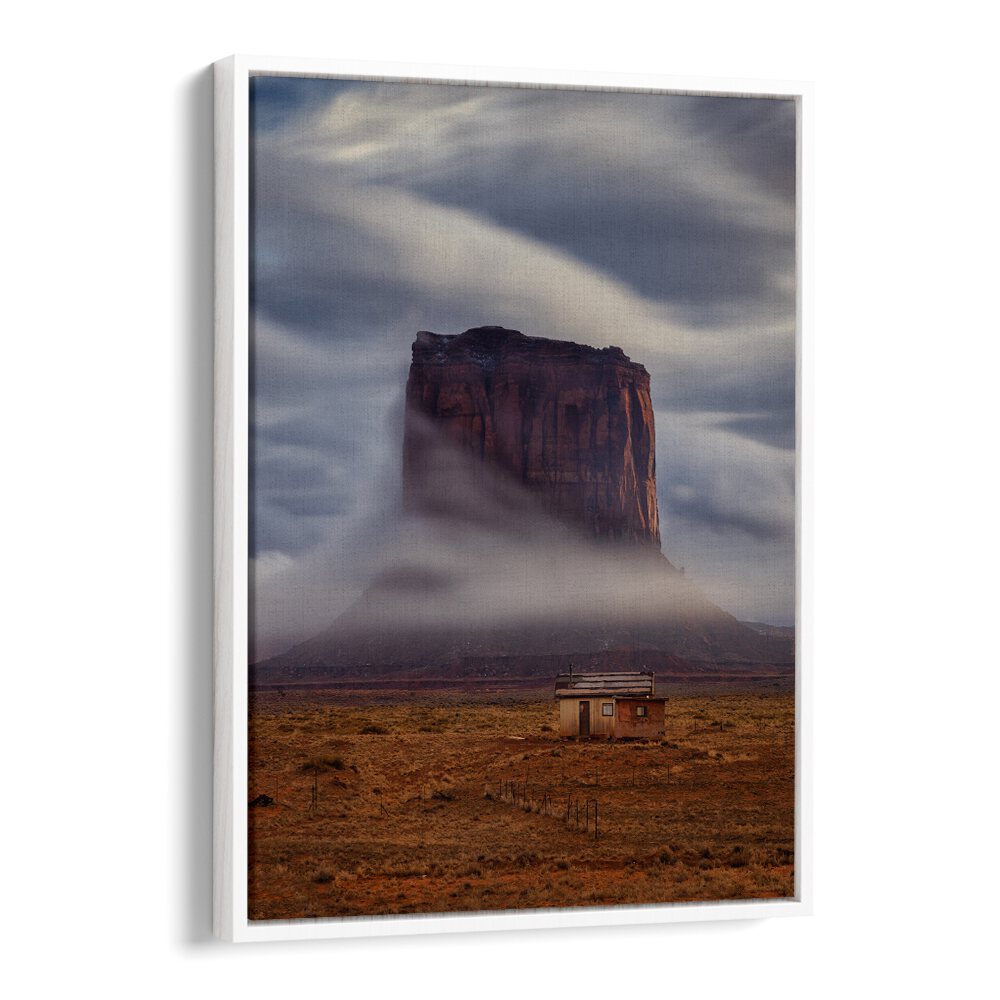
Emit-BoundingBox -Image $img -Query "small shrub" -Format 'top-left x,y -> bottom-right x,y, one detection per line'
729,848 -> 749,868
313,871 -> 334,884
361,725 -> 387,735
301,756 -> 346,773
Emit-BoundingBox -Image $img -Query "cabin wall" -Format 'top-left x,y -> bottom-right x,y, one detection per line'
558,697 -> 617,737
558,698 -> 577,735
614,699 -> 666,739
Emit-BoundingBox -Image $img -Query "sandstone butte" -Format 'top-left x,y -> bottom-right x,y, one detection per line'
403,326 -> 661,548
251,327 -> 794,680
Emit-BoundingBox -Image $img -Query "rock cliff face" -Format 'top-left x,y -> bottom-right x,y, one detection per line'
403,327 -> 661,548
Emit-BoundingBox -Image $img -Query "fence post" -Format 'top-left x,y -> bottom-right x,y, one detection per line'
308,770 -> 318,814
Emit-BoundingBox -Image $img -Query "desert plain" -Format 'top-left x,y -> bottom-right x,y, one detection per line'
248,678 -> 795,921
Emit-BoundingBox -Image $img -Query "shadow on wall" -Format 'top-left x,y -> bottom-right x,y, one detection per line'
179,63 -> 214,946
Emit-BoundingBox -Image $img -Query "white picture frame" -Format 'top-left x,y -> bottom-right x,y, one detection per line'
214,53 -> 812,943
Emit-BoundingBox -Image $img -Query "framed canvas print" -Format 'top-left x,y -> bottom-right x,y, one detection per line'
214,54 -> 812,942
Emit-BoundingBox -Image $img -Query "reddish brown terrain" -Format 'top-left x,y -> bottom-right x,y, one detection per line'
248,680 -> 795,921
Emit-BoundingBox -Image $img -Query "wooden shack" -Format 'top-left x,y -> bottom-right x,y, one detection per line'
554,671 -> 667,739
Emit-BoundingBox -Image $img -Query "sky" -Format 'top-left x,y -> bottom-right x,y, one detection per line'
249,75 -> 797,659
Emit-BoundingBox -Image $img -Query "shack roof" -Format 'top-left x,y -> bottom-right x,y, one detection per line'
554,671 -> 656,698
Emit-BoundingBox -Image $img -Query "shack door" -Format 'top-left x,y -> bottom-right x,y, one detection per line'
579,701 -> 590,737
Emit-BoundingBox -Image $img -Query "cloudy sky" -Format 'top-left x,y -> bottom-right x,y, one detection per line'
249,75 -> 797,659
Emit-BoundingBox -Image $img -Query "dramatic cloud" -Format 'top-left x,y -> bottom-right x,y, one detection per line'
249,77 -> 797,657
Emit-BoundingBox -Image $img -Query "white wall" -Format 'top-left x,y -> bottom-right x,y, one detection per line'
3,3 -> 997,997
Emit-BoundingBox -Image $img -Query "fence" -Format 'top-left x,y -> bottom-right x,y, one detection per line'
292,750 -> 675,829
487,776 -> 601,839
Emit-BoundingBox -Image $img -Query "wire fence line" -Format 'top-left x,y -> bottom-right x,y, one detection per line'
484,776 -> 602,839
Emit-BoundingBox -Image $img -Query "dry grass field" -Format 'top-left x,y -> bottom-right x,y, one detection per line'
248,682 -> 795,921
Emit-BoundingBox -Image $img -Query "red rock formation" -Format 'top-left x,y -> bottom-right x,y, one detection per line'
403,327 -> 661,547
250,327 -> 792,682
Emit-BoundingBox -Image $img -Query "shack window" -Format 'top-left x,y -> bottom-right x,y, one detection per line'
636,704 -> 648,717
602,702 -> 614,716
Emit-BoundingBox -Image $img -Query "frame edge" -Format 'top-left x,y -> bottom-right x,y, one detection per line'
216,54 -> 813,942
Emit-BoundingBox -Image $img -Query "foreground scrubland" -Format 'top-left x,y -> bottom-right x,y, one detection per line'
248,682 -> 795,921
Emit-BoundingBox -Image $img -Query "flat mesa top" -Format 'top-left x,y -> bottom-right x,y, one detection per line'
554,671 -> 657,698
412,326 -> 643,372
